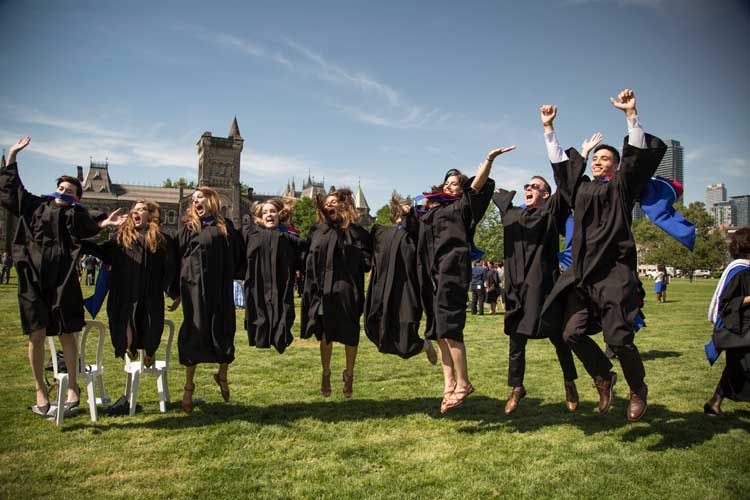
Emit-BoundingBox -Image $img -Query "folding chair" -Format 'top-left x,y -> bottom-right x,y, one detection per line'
47,320 -> 111,426
124,320 -> 176,415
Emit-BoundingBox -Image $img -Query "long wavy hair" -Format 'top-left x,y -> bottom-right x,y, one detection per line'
389,192 -> 410,224
183,187 -> 228,237
252,197 -> 295,226
116,200 -> 165,253
315,188 -> 358,229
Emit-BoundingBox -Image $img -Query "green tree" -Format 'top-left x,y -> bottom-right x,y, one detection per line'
633,201 -> 727,272
473,205 -> 504,262
163,177 -> 195,189
291,197 -> 317,239
375,204 -> 394,226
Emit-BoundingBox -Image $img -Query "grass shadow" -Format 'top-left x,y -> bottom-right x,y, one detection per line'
640,350 -> 682,361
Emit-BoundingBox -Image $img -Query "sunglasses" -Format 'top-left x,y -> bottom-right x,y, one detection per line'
523,183 -> 545,192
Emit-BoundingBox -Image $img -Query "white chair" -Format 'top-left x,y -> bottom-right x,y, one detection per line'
47,320 -> 111,426
124,319 -> 176,415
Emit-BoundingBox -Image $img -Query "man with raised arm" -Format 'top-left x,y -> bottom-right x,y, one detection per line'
539,90 -> 667,422
492,106 -> 602,415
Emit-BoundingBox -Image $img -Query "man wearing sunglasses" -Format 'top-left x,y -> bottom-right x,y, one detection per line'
539,90 -> 667,422
490,107 -> 603,415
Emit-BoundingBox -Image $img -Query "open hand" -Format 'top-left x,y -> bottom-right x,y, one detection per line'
7,136 -> 31,164
98,208 -> 128,228
581,132 -> 604,158
487,145 -> 517,162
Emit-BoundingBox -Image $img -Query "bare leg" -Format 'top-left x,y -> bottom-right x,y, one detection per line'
437,339 -> 456,394
319,340 -> 333,397
28,329 -> 48,407
447,339 -> 471,391
344,345 -> 357,376
343,344 -> 358,398
182,365 -> 196,412
218,362 -> 228,380
59,332 -> 79,402
320,339 -> 333,377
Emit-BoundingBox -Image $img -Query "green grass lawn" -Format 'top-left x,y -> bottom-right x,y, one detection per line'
0,276 -> 748,499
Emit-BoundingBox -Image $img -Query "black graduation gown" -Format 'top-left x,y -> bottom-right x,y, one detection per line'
713,269 -> 750,401
493,159 -> 581,338
300,222 -> 372,346
0,162 -> 102,335
364,215 -> 424,358
539,135 -> 667,343
242,223 -> 303,354
81,229 -> 178,358
175,220 -> 244,366
417,177 -> 494,342
713,269 -> 750,351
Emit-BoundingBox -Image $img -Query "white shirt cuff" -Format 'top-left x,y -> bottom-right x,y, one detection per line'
545,131 -> 568,163
627,116 -> 646,149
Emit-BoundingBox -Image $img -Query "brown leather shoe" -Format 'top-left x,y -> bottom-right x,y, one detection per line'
504,386 -> 526,415
627,384 -> 648,422
564,380 -> 579,412
703,390 -> 723,416
593,372 -> 617,415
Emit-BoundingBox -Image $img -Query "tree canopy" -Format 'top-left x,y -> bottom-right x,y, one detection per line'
290,197 -> 317,239
162,177 -> 195,189
632,201 -> 726,271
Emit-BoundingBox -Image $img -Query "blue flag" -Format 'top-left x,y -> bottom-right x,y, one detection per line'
639,176 -> 696,251
83,265 -> 111,318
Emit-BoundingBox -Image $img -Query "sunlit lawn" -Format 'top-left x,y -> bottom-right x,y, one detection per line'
0,275 -> 748,499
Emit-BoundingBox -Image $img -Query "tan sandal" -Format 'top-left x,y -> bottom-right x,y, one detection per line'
342,370 -> 353,399
182,383 -> 195,413
321,371 -> 332,397
213,373 -> 230,402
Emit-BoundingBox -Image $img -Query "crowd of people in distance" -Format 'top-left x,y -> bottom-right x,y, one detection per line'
1,89 -> 747,424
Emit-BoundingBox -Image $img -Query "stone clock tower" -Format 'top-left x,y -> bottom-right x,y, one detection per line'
196,117 -> 244,224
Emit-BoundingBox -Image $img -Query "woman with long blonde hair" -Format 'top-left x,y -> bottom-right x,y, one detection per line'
301,188 -> 372,398
82,199 -> 177,367
170,187 -> 244,413
242,197 -> 302,353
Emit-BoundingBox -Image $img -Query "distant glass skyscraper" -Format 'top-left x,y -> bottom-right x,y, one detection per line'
705,183 -> 727,211
633,138 -> 684,220
731,195 -> 750,227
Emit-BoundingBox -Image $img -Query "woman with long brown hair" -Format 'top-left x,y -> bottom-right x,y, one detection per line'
83,200 -> 177,367
301,188 -> 372,398
170,187 -> 244,413
243,197 -> 303,353
415,144 -> 515,413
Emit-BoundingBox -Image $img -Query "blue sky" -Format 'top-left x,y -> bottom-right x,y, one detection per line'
1,0 -> 748,210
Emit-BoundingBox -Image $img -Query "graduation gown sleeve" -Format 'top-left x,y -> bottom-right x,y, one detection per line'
713,270 -> 750,350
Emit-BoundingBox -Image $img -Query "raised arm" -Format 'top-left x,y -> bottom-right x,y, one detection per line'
6,136 -> 30,166
610,88 -> 646,148
470,145 -> 516,193
541,105 -> 567,164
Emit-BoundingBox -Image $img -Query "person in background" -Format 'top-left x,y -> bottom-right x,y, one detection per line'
704,227 -> 750,415
470,260 -> 487,315
0,251 -> 12,284
484,260 -> 501,315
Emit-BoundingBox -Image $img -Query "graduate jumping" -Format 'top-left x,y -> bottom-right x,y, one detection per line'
490,105 -> 604,415
242,197 -> 303,354
414,144 -> 515,413
539,90 -> 667,422
301,188 -> 372,398
0,136 -> 125,418
364,194 -> 437,364
169,187 -> 244,413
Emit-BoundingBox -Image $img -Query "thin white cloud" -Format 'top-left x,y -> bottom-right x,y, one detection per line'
178,27 -> 452,130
